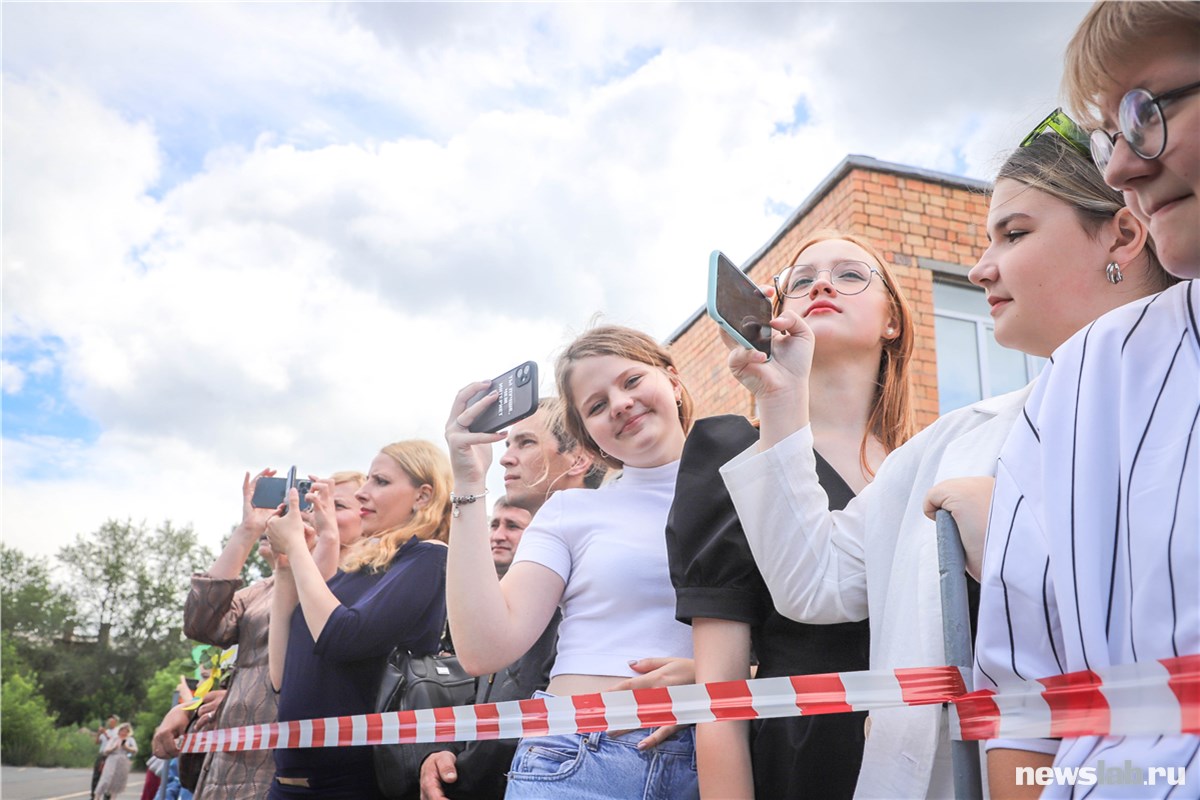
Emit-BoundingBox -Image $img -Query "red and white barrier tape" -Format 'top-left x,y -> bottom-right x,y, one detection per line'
180,654 -> 1198,754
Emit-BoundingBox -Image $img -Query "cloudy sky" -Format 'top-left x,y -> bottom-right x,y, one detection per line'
3,2 -> 1091,559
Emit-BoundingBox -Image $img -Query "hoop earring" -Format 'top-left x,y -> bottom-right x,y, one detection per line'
1106,261 -> 1124,285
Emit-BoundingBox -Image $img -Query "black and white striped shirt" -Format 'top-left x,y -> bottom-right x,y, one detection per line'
976,280 -> 1199,798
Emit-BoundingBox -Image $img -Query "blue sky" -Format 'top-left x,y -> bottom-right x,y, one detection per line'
2,2 -> 1091,557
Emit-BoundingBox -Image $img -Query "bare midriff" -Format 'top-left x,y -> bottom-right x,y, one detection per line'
546,673 -> 628,696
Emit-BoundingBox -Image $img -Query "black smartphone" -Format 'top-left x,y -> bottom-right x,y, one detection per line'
467,361 -> 539,434
250,477 -> 287,510
250,469 -> 312,512
706,250 -> 772,359
284,466 -> 314,514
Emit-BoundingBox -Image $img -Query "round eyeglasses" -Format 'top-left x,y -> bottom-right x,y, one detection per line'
1090,80 -> 1200,172
774,261 -> 879,298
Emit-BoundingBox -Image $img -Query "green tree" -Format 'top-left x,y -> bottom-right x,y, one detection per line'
0,544 -> 77,642
4,518 -> 215,726
58,519 -> 212,650
1,671 -> 58,765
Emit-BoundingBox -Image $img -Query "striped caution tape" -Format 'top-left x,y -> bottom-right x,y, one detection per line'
180,654 -> 1198,754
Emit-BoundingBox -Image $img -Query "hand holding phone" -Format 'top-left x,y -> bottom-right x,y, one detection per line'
467,361 -> 539,434
251,467 -> 313,513
707,250 -> 772,359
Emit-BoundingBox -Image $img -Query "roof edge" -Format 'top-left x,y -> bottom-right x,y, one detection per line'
666,154 -> 991,344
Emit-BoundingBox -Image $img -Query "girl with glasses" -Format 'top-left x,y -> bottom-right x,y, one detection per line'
666,231 -> 914,798
444,326 -> 699,800
965,3 -> 1199,796
721,130 -> 1173,797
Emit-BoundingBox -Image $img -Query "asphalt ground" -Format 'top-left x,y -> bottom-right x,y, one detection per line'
1,766 -> 147,800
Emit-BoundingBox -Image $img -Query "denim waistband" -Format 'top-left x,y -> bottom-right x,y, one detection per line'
527,690 -> 695,755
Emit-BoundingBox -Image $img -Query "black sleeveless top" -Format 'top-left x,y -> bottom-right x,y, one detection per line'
666,415 -> 868,799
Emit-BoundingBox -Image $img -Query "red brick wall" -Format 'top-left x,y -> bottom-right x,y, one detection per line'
670,164 -> 991,431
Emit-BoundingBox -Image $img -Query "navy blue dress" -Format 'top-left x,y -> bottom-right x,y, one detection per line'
272,537 -> 447,798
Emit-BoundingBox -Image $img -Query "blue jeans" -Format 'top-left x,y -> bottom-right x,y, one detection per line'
504,694 -> 698,800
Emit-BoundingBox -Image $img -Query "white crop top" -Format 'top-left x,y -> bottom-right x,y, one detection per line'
511,459 -> 695,678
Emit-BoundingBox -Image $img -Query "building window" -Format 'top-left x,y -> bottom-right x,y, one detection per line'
933,280 -> 1044,414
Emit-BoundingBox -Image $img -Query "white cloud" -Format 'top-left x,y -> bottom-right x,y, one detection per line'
3,2 -> 1091,557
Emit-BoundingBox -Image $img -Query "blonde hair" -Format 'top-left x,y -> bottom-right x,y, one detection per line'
778,230 -> 917,474
341,440 -> 452,572
556,325 -> 694,471
1063,1 -> 1200,124
330,470 -> 366,490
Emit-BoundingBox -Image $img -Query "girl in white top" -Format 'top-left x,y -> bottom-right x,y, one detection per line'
444,325 -> 698,800
721,127 -> 1175,798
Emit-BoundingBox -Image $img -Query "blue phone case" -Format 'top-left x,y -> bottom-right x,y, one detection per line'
706,250 -> 772,360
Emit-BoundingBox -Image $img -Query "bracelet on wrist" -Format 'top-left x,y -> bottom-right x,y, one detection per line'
449,489 -> 488,518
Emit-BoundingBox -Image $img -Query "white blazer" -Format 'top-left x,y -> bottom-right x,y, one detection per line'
721,386 -> 1031,800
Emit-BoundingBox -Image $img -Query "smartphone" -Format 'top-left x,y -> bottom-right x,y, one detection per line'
284,466 -> 314,514
250,470 -> 312,512
250,477 -> 287,510
467,361 -> 539,434
707,250 -> 772,359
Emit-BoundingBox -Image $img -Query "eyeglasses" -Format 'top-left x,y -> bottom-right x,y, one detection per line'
1021,108 -> 1091,158
1089,80 -> 1200,172
774,261 -> 880,298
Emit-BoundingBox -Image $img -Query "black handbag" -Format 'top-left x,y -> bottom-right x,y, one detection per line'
374,649 -> 476,799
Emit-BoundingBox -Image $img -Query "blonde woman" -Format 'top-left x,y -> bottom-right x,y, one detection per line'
266,441 -> 451,799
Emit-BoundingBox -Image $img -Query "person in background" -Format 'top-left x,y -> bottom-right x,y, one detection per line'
91,715 -> 119,799
94,722 -> 137,800
421,399 -> 602,800
329,470 -> 367,562
152,469 -> 358,799
964,3 -> 1199,796
669,230 -> 914,797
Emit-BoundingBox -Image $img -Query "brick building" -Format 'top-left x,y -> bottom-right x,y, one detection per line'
667,155 -> 1041,430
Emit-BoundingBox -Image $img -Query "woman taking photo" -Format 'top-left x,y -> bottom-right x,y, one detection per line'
266,441 -> 451,799
444,325 -> 699,800
721,125 -> 1174,798
667,231 -> 915,797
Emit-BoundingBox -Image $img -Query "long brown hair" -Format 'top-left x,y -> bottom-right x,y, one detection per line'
341,440 -> 452,572
778,230 -> 917,474
556,325 -> 695,472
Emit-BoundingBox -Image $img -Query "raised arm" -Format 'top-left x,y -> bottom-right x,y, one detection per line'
720,310 -> 869,623
305,478 -> 341,580
185,469 -> 276,644
208,469 -> 276,579
265,490 -> 339,643
268,553 -> 299,692
443,382 -> 565,676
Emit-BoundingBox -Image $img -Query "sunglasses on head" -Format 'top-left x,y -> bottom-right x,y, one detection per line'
1020,108 -> 1091,159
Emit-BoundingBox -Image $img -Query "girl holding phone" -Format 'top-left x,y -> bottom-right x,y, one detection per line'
266,441 -> 450,799
667,230 -> 914,798
722,127 -> 1173,798
444,325 -> 699,800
